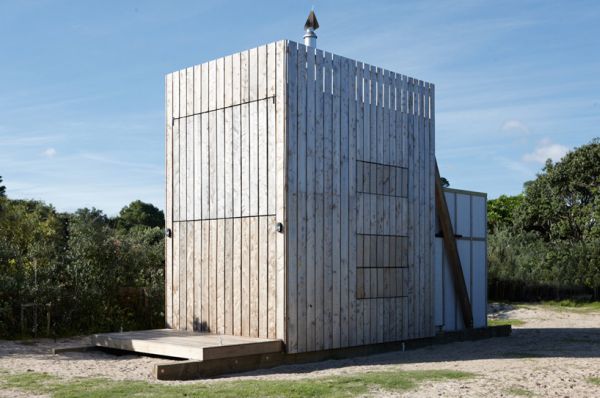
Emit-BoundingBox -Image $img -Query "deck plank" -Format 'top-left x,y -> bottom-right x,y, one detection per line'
91,329 -> 282,361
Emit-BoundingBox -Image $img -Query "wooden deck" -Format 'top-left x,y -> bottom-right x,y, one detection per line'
91,329 -> 283,360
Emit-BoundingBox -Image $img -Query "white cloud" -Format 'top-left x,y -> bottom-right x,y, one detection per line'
501,119 -> 530,134
496,156 -> 535,177
522,139 -> 568,164
43,147 -> 57,157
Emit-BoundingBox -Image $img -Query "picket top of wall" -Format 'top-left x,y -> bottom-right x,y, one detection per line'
165,40 -> 435,118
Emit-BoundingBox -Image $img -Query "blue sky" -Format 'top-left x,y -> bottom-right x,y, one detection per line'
1,0 -> 599,215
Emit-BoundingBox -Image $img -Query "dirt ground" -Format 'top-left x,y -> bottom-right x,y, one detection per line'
1,303 -> 599,397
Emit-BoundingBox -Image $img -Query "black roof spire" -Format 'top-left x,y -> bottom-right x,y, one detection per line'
304,10 -> 319,31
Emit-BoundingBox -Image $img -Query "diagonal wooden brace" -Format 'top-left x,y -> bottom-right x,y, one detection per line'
435,161 -> 473,328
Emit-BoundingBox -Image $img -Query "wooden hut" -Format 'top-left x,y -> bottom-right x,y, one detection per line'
92,28 -> 492,379
164,39 -> 437,353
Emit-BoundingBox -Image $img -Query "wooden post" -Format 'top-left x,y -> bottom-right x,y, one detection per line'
435,161 -> 473,328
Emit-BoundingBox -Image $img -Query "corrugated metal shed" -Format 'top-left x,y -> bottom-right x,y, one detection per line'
434,188 -> 487,331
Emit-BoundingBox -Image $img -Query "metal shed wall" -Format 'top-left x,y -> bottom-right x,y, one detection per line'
434,188 -> 487,331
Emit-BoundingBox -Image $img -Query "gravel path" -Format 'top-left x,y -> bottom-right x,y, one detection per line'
1,304 -> 599,397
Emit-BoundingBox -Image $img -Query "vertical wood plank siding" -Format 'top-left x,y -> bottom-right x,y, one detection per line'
165,73 -> 173,328
165,42 -> 285,337
284,42 -> 435,353
166,41 -> 435,351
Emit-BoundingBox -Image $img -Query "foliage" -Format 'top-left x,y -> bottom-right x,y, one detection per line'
0,197 -> 164,338
516,138 -> 600,242
487,318 -> 525,327
116,200 -> 164,230
540,300 -> 600,312
487,194 -> 523,232
440,177 -> 450,188
588,377 -> 600,386
0,176 -> 5,197
0,369 -> 474,398
488,138 -> 600,301
0,199 -> 67,336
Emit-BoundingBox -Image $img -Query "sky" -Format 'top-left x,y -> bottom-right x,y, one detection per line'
1,0 -> 599,215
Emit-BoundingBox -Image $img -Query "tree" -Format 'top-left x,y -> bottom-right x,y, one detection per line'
487,138 -> 600,297
440,177 -> 450,188
517,138 -> 600,242
0,199 -> 66,335
115,200 -> 164,230
487,194 -> 523,232
0,195 -> 166,337
517,138 -> 600,295
0,176 -> 5,197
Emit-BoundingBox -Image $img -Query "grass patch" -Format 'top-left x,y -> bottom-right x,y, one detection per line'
588,377 -> 600,386
504,386 -> 533,396
540,300 -> 600,312
1,371 -> 58,390
0,369 -> 474,398
487,318 -> 525,327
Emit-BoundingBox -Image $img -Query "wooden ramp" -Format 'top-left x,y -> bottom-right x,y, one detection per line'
91,329 -> 283,361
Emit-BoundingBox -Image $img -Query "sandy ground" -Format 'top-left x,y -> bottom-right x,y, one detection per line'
1,303 -> 599,397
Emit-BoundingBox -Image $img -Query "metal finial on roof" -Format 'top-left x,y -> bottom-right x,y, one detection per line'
304,10 -> 319,31
303,10 -> 319,48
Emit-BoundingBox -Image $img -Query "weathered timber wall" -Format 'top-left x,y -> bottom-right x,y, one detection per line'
165,41 -> 287,339
285,42 -> 436,353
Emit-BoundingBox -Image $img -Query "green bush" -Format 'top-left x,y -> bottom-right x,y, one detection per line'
0,196 -> 164,338
488,138 -> 600,301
